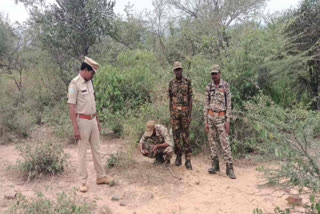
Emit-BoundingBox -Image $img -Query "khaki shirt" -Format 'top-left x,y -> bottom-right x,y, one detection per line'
139,124 -> 174,147
67,74 -> 96,115
204,79 -> 231,121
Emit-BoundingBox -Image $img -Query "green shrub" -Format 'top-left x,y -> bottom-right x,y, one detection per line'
95,50 -> 160,116
15,140 -> 68,180
106,152 -> 135,169
43,101 -> 72,139
6,192 -> 91,214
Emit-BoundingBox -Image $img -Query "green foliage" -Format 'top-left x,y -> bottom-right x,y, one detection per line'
274,207 -> 291,214
95,50 -> 159,114
15,140 -> 68,180
106,152 -> 135,169
0,15 -> 15,58
282,0 -> 320,110
253,208 -> 264,214
30,0 -> 116,59
6,192 -> 91,214
243,94 -> 320,191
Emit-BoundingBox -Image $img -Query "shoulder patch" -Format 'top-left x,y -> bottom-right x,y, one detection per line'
69,87 -> 76,95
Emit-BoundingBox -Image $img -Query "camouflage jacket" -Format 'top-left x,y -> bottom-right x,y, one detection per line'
204,79 -> 231,122
168,77 -> 193,107
139,124 -> 173,148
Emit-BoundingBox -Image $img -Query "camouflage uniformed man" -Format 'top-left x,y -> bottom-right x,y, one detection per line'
169,61 -> 193,170
68,57 -> 110,193
204,64 -> 236,179
139,121 -> 173,166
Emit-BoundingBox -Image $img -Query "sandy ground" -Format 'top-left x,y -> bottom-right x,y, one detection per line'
0,127 -> 301,214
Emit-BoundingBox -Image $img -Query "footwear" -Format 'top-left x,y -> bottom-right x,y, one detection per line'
208,157 -> 220,174
96,177 -> 110,185
164,159 -> 170,167
154,154 -> 165,164
185,160 -> 192,170
226,163 -> 236,179
175,154 -> 182,166
79,184 -> 88,193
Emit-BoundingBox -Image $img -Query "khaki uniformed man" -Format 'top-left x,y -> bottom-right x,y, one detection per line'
169,61 -> 193,170
68,57 -> 110,192
204,64 -> 236,179
139,120 -> 173,166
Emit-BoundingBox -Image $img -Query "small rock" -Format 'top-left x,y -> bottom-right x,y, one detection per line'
111,196 -> 120,201
109,180 -> 117,187
119,202 -> 127,206
286,195 -> 302,206
4,191 -> 17,200
195,181 -> 200,185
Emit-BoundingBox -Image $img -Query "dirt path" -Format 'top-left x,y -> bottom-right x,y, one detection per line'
0,128 -> 296,214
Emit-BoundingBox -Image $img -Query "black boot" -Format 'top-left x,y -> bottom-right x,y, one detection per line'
175,154 -> 182,166
226,163 -> 236,179
154,154 -> 165,164
185,160 -> 192,170
208,157 -> 220,174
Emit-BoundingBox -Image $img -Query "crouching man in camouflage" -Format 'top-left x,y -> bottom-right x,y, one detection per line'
139,120 -> 173,166
204,64 -> 236,179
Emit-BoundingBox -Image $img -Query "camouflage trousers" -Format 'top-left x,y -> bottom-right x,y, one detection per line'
207,116 -> 233,164
144,144 -> 173,160
171,108 -> 192,160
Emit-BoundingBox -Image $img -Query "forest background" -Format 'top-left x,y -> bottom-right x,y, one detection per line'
0,0 -> 320,212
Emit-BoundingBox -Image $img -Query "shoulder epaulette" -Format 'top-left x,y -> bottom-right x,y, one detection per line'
71,75 -> 80,84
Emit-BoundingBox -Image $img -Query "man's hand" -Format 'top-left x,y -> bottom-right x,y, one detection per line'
97,120 -> 101,132
225,122 -> 230,135
152,145 -> 158,154
141,149 -> 149,157
205,123 -> 209,134
74,127 -> 81,140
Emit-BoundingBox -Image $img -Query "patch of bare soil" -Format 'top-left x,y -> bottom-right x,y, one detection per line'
0,126 -> 303,214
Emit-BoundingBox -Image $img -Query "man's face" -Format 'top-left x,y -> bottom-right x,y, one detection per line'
84,69 -> 95,81
211,72 -> 221,82
174,68 -> 183,80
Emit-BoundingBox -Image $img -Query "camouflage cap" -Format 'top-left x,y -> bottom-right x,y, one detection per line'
84,56 -> 100,73
144,120 -> 155,137
173,61 -> 183,71
211,64 -> 221,74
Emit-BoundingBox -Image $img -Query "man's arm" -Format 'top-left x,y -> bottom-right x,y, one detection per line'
204,84 -> 210,133
96,114 -> 101,132
168,81 -> 173,114
152,125 -> 171,153
139,135 -> 149,156
68,104 -> 80,140
225,83 -> 232,123
224,83 -> 231,134
188,80 -> 193,122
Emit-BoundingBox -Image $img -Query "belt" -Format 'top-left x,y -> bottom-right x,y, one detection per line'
208,109 -> 225,117
77,113 -> 96,120
172,106 -> 189,111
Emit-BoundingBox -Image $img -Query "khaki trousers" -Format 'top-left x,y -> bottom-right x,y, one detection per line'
77,117 -> 105,184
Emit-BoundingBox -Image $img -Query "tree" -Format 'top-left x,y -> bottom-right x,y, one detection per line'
16,0 -> 116,84
284,0 -> 320,110
39,0 -> 115,58
167,0 -> 266,60
0,16 -> 26,92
